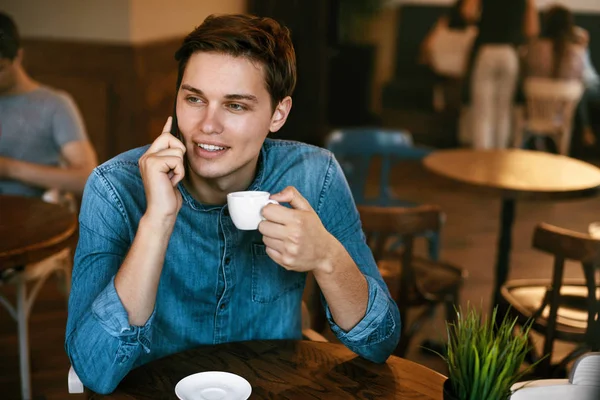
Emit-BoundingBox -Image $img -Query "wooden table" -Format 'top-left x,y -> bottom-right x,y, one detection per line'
91,340 -> 446,399
0,194 -> 77,271
0,194 -> 77,400
423,149 -> 600,309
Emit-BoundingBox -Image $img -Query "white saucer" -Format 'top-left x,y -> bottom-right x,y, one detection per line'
175,371 -> 252,400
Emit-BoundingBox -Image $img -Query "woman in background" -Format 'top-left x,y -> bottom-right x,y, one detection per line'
462,0 -> 539,149
525,6 -> 585,81
524,6 -> 594,150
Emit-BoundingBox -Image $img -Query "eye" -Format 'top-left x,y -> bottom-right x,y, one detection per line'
227,103 -> 247,112
186,96 -> 203,104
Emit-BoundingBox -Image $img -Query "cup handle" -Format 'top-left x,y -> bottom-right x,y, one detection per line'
261,199 -> 279,220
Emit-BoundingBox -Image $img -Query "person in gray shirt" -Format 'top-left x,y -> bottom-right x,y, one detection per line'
0,11 -> 97,198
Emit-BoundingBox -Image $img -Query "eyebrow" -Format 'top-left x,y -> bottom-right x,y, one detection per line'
181,84 -> 259,103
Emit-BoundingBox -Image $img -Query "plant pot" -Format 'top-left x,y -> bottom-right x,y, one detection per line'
443,379 -> 459,400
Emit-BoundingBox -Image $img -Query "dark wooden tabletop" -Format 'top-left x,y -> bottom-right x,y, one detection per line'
91,340 -> 446,399
0,194 -> 77,271
423,149 -> 600,200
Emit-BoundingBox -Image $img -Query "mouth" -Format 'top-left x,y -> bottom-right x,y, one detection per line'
194,142 -> 229,159
197,143 -> 227,152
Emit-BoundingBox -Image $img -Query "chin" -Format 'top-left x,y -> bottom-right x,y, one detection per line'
189,162 -> 233,181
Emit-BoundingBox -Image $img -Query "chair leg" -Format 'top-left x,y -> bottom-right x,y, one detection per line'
445,292 -> 459,324
427,232 -> 441,261
395,305 -> 410,357
62,264 -> 72,304
16,273 -> 32,400
558,125 -> 572,156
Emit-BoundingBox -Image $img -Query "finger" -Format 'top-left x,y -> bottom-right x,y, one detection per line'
262,236 -> 285,253
269,186 -> 313,211
165,157 -> 186,186
147,118 -> 186,153
150,132 -> 187,154
146,133 -> 186,154
147,155 -> 185,176
162,116 -> 172,134
260,203 -> 299,226
150,147 -> 185,159
140,148 -> 185,177
258,219 -> 288,239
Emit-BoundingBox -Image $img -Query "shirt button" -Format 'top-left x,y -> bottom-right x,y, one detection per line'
224,257 -> 231,265
220,303 -> 227,310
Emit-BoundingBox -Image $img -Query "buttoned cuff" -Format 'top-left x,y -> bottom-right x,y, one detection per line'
325,275 -> 396,345
92,276 -> 155,353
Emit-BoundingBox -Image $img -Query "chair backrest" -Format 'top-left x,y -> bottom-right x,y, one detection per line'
357,205 -> 443,301
523,77 -> 584,134
569,352 -> 600,387
510,352 -> 600,399
325,129 -> 430,205
532,223 -> 600,350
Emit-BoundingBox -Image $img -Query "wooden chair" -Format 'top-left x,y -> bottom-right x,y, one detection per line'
500,223 -> 600,377
513,77 -> 584,155
357,205 -> 467,356
325,128 -> 441,260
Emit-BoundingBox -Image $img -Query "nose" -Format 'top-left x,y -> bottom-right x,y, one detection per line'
199,104 -> 224,135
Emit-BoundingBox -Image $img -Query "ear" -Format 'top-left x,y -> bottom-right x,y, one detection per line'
14,48 -> 24,65
269,96 -> 292,133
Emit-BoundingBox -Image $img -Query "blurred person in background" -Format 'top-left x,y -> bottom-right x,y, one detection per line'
574,26 -> 600,147
523,5 -> 593,150
462,0 -> 539,149
0,11 -> 97,199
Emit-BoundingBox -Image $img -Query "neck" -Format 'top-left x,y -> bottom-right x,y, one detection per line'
8,67 -> 39,96
184,161 -> 259,205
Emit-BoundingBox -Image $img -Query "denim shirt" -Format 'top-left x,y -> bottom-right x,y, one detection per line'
65,138 -> 401,394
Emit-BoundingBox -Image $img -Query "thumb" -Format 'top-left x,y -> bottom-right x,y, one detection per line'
270,186 -> 313,211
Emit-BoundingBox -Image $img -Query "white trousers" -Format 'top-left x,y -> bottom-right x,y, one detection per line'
470,45 -> 519,149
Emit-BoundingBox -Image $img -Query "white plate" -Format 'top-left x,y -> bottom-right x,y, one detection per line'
175,371 -> 252,400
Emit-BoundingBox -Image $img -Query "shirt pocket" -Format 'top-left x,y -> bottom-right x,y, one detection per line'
251,243 -> 305,303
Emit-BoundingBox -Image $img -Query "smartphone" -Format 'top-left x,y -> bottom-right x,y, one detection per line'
171,97 -> 181,141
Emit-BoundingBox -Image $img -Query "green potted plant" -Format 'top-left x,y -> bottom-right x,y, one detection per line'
440,305 -> 542,400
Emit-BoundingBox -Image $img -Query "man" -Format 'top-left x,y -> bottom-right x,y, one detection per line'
66,14 -> 401,394
0,12 -> 97,198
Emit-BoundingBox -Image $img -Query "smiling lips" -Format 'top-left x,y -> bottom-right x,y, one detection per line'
194,142 -> 229,158
198,143 -> 226,151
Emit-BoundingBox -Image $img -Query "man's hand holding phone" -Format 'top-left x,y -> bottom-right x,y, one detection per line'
138,117 -> 186,225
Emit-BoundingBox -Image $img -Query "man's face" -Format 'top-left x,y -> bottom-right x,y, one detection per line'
176,51 -> 290,191
0,58 -> 17,94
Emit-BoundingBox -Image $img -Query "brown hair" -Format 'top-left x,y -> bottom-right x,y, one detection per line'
174,14 -> 296,109
542,6 -> 576,78
0,12 -> 20,60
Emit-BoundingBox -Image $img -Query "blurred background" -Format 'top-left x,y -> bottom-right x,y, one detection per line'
2,0 -> 597,164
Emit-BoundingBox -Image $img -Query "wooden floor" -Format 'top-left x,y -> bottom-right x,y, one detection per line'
1,160 -> 599,399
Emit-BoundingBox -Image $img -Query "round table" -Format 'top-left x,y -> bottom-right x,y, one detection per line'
0,194 -> 77,400
0,194 -> 77,271
423,149 -> 600,309
91,340 -> 446,399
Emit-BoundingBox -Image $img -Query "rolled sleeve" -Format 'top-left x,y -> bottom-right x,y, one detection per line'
92,276 -> 155,353
325,275 -> 401,363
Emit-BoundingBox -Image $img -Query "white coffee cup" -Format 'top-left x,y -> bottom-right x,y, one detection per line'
227,191 -> 279,230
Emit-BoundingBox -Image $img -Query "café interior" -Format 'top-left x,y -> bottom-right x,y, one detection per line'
1,0 -> 600,399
